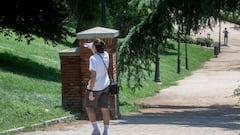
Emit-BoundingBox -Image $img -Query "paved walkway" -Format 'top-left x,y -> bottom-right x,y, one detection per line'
17,22 -> 240,135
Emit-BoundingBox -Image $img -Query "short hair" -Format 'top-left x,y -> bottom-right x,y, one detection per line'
93,38 -> 105,53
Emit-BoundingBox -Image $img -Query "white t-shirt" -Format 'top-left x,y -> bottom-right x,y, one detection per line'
87,51 -> 110,91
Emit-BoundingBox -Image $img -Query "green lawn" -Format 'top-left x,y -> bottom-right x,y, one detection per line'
0,33 -> 72,131
0,31 -> 214,132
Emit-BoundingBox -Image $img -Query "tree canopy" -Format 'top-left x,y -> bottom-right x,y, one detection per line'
0,0 -> 71,44
118,0 -> 240,88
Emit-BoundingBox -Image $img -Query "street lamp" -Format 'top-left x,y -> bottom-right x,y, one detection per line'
176,10 -> 182,74
101,0 -> 106,27
154,51 -> 161,82
177,27 -> 181,74
185,32 -> 189,70
218,20 -> 221,53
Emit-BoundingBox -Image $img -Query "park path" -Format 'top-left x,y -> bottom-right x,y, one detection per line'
17,22 -> 240,135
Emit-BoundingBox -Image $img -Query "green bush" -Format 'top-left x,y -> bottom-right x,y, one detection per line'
196,37 -> 214,47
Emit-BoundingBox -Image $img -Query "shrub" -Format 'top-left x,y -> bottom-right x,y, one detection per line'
196,37 -> 214,47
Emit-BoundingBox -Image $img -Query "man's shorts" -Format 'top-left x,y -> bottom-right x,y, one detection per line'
84,87 -> 109,108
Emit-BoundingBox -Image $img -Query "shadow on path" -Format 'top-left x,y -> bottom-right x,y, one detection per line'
119,105 -> 240,130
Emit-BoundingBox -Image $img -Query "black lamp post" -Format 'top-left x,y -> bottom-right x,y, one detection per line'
154,51 -> 161,82
185,33 -> 189,70
176,10 -> 182,74
177,28 -> 181,74
101,0 -> 106,27
218,20 -> 221,53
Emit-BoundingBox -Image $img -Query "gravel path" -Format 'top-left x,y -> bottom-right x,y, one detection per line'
17,22 -> 240,135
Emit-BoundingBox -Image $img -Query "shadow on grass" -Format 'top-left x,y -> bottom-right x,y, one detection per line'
0,52 -> 60,82
56,38 -> 78,48
160,50 -> 178,56
119,104 -> 240,130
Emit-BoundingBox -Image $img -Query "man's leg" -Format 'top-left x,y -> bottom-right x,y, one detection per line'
86,107 -> 100,135
98,88 -> 110,135
86,107 -> 97,122
101,108 -> 110,135
224,37 -> 226,45
85,90 -> 101,135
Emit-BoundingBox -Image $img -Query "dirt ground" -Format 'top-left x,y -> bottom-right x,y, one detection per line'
16,21 -> 240,135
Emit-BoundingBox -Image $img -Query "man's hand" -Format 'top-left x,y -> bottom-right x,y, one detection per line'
88,91 -> 95,101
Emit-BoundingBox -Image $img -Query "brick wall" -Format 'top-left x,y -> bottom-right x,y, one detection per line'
59,48 -> 83,112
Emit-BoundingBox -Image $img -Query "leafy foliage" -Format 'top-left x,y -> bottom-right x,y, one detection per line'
118,0 -> 174,89
196,38 -> 214,47
108,0 -> 143,37
118,0 -> 240,89
67,0 -> 102,32
0,0 -> 71,44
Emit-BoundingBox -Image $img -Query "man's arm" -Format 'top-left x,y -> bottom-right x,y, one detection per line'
88,70 -> 96,101
89,70 -> 96,91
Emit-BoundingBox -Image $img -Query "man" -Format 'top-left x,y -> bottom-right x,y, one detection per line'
85,38 -> 110,135
223,27 -> 229,45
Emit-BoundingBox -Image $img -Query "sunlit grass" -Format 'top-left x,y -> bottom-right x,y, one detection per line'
0,32 -> 71,131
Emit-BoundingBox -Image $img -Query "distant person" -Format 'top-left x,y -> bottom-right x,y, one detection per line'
223,27 -> 229,45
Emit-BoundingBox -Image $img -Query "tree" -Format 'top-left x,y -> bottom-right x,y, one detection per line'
108,0 -> 142,37
118,0 -> 174,88
118,0 -> 240,89
67,0 -> 102,33
0,0 -> 70,44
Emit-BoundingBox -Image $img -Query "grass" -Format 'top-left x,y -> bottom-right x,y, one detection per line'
0,32 -> 72,131
0,30 -> 214,132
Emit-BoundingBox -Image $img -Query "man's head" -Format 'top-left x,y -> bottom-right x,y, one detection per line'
93,38 -> 105,53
